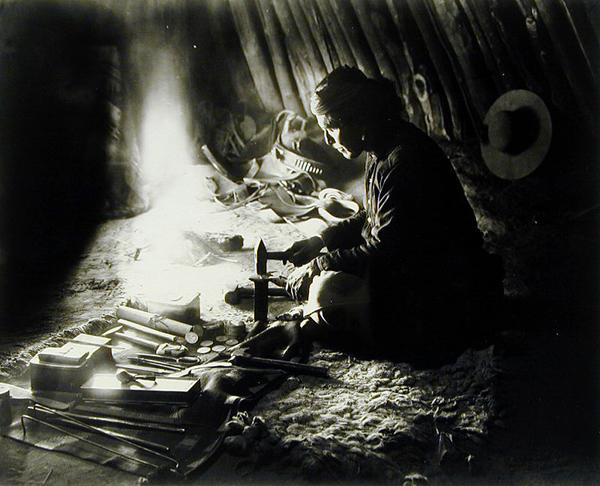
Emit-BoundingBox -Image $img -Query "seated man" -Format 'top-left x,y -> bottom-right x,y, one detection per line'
283,67 -> 503,365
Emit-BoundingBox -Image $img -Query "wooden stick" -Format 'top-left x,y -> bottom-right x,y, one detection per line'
272,0 -> 318,113
286,0 -> 329,78
532,0 -> 597,124
228,0 -> 283,113
256,0 -> 305,116
400,0 -> 469,140
328,0 -> 379,78
425,0 -> 496,132
205,0 -> 265,112
298,0 -> 339,72
349,0 -> 397,81
363,5 -> 426,131
314,0 -> 356,69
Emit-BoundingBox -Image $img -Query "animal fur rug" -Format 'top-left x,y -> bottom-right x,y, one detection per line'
224,345 -> 499,483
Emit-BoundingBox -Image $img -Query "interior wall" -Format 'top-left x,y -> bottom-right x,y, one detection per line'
193,0 -> 599,143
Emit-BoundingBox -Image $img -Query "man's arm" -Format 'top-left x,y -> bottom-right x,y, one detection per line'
320,209 -> 366,250
314,161 -> 412,277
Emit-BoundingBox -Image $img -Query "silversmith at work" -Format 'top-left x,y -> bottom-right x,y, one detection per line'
275,67 -> 504,364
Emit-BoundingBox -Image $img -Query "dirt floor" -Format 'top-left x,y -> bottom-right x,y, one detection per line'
0,164 -> 598,485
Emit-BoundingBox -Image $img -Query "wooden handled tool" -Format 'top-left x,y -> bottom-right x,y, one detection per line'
224,285 -> 289,305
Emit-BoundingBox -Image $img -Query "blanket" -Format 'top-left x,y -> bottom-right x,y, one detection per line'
224,345 -> 498,483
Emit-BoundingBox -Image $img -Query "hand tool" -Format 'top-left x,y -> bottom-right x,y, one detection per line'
156,342 -> 189,357
21,414 -> 165,472
229,355 -> 329,378
115,363 -> 173,375
25,404 -> 179,471
135,353 -> 200,365
44,409 -> 186,433
116,369 -> 157,388
29,406 -> 171,453
127,357 -> 185,372
224,285 -> 289,305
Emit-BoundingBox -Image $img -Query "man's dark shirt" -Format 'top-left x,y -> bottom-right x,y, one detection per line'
314,122 -> 484,287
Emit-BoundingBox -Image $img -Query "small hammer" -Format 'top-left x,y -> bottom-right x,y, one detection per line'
224,285 -> 289,305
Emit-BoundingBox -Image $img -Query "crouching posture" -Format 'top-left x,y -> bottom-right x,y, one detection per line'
284,67 -> 502,364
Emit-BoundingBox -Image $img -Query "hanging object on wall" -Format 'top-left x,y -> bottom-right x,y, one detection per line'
481,90 -> 552,180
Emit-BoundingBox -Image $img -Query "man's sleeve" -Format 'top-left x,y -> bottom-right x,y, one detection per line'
314,162 -> 409,277
320,210 -> 366,250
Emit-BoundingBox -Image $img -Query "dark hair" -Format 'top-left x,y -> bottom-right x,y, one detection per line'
310,66 -> 403,127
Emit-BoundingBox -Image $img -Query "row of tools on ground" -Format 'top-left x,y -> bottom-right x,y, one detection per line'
0,239 -> 327,476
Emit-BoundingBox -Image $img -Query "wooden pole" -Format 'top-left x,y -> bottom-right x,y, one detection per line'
426,0 -> 496,129
314,0 -> 357,69
272,0 -> 320,114
462,0 -> 520,91
363,7 -> 425,131
205,0 -> 264,112
532,0 -> 598,124
256,0 -> 305,116
229,0 -> 283,114
286,0 -> 328,80
349,0 -> 398,82
328,0 -> 379,78
298,0 -> 339,72
394,0 -> 468,140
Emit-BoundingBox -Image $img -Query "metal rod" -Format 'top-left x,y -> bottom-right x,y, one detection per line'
230,355 -> 329,377
30,407 -> 171,453
32,404 -> 179,469
115,363 -> 172,375
44,409 -> 186,433
128,357 -> 184,371
21,414 -> 163,472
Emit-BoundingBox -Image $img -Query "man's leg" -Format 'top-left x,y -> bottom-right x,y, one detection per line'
300,271 -> 373,348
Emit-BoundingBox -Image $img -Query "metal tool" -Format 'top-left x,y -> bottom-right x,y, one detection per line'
156,342 -> 188,357
127,357 -> 184,372
229,355 -> 329,378
224,285 -> 288,305
31,404 -> 179,468
135,354 -> 200,365
29,406 -> 171,453
252,239 -> 290,323
21,414 -> 164,472
116,369 -> 157,388
44,409 -> 186,433
115,363 -> 172,375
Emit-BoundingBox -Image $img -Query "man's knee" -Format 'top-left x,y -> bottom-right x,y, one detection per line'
308,271 -> 363,305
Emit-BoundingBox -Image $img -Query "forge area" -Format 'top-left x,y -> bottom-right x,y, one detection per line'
0,1 -> 599,485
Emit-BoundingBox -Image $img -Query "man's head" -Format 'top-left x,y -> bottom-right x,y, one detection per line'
310,67 -> 402,159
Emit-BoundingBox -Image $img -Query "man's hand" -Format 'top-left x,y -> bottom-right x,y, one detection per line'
285,236 -> 325,266
286,262 -> 320,301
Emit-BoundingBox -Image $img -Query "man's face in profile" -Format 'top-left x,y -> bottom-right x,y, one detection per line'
315,114 -> 364,159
